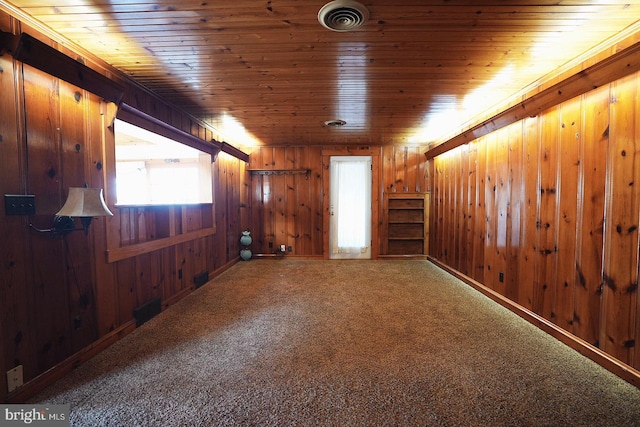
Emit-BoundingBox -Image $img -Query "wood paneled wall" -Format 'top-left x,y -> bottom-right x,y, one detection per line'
247,145 -> 429,257
248,146 -> 324,256
381,145 -> 430,195
431,71 -> 640,373
0,12 -> 248,402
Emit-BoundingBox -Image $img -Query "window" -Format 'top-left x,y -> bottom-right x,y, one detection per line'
114,119 -> 213,205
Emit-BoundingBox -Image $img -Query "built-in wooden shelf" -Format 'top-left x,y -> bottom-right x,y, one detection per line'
381,192 -> 429,257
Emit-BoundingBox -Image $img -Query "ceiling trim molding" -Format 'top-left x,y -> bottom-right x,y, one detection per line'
425,37 -> 640,160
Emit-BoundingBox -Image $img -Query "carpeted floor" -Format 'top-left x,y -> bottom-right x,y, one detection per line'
32,260 -> 640,426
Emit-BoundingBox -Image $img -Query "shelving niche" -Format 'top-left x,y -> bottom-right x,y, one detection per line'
381,192 -> 429,258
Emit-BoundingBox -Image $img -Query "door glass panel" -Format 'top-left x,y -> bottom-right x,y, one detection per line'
329,156 -> 372,259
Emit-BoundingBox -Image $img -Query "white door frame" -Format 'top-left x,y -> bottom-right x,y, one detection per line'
322,149 -> 380,260
329,155 -> 372,259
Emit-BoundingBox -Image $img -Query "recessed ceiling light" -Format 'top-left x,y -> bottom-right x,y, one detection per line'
318,0 -> 369,32
324,119 -> 347,127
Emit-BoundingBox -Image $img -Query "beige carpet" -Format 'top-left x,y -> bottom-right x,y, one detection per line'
32,260 -> 640,426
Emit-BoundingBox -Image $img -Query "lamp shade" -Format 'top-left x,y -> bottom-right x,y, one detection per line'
55,187 -> 113,217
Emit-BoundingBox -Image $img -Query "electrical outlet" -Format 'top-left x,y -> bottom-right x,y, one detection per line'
6,365 -> 23,393
288,246 -> 292,252
280,244 -> 286,252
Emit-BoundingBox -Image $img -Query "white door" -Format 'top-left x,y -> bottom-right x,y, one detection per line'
329,156 -> 372,259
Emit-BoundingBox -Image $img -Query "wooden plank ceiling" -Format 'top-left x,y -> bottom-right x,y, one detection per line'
4,0 -> 640,147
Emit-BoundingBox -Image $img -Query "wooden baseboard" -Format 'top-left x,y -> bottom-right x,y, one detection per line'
252,254 -> 324,260
163,286 -> 195,308
378,255 -> 429,260
428,257 -> 640,389
6,321 -> 137,403
212,257 -> 241,275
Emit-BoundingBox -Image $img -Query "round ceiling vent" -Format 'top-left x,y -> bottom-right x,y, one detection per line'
318,0 -> 370,32
324,119 -> 347,127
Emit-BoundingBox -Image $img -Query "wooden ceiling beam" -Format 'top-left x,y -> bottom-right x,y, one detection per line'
0,30 -> 124,104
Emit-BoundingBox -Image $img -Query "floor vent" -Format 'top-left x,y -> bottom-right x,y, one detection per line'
194,270 -> 209,289
133,297 -> 161,327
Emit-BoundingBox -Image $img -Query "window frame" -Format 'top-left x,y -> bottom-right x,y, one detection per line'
104,103 -> 221,263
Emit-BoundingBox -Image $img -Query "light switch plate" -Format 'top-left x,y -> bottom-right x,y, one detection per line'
4,194 -> 36,215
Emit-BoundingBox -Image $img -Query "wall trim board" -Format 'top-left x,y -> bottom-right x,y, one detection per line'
117,103 -> 221,159
221,142 -> 249,163
5,321 -> 137,403
252,254 -> 325,260
0,31 -> 124,104
378,255 -> 429,260
425,39 -> 640,159
106,227 -> 215,263
162,286 -> 195,309
428,257 -> 640,389
207,257 -> 240,281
